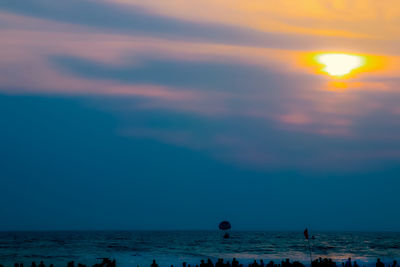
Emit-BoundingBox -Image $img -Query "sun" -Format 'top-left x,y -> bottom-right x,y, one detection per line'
315,53 -> 366,77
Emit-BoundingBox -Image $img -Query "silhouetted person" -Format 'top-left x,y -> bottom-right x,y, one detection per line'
252,260 -> 259,267
392,261 -> 398,267
68,261 -> 75,267
260,260 -> 265,267
183,262 -> 187,267
292,262 -> 305,267
32,262 -> 37,267
39,261 -> 45,267
328,259 -> 336,267
21,263 -> 24,267
200,260 -> 207,267
345,258 -> 352,267
208,259 -> 214,267
226,261 -> 230,267
151,260 -> 158,267
15,263 -> 19,267
353,261 -> 358,267
49,264 -> 53,267
376,259 -> 384,267
232,259 -> 239,267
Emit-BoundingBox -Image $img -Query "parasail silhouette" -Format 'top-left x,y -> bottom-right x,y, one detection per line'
219,221 -> 231,239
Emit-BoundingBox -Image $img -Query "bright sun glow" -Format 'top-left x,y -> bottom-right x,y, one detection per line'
316,53 -> 365,77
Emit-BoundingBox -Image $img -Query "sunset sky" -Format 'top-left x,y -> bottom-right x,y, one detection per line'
1,0 -> 400,231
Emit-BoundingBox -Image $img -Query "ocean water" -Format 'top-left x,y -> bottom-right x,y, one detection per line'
0,231 -> 399,267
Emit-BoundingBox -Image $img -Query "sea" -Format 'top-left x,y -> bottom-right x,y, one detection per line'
0,231 -> 399,267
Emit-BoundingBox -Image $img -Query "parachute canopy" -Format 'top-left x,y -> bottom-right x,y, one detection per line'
219,221 -> 231,231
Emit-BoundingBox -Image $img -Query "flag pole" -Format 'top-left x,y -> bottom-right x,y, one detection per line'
307,238 -> 312,266
304,228 -> 313,266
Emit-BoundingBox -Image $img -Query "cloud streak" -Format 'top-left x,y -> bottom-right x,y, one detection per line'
0,2 -> 400,170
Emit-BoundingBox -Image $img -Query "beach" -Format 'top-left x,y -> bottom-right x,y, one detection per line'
0,231 -> 399,267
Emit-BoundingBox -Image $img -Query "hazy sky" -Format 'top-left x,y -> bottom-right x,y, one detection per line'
1,0 -> 400,231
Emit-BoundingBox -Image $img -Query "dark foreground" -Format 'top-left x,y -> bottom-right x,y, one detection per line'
1,257 -> 398,267
2,231 -> 399,267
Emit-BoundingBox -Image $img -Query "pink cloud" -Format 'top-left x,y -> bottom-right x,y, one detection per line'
278,113 -> 312,125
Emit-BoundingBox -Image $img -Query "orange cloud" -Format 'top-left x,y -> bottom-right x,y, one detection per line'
110,0 -> 400,39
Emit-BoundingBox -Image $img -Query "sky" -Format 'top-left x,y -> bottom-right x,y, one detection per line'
0,0 -> 400,231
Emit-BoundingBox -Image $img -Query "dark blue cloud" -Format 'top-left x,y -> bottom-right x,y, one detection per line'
52,55 -> 284,91
50,54 -> 321,116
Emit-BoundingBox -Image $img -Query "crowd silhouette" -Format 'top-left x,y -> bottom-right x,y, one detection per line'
0,258 -> 398,267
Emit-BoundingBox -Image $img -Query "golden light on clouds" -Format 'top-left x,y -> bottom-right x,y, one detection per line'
113,0 -> 400,39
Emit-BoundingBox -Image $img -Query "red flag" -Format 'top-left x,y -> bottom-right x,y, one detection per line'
304,228 -> 309,240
